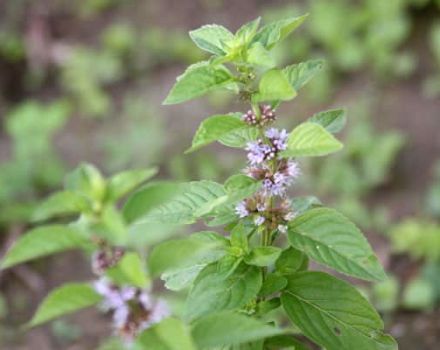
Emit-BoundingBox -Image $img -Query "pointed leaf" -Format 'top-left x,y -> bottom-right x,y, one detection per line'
287,207 -> 387,281
189,24 -> 234,56
185,262 -> 262,320
309,108 -> 347,134
106,167 -> 158,201
283,59 -> 324,91
163,62 -> 236,105
283,122 -> 343,157
28,283 -> 101,327
1,225 -> 88,269
281,272 -> 397,350
254,69 -> 296,102
106,252 -> 149,288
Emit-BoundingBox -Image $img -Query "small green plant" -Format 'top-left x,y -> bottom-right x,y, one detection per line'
148,15 -> 396,349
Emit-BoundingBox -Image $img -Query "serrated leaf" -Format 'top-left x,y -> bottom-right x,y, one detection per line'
32,191 -> 90,222
283,122 -> 343,157
189,24 -> 234,56
283,59 -> 324,91
309,109 -> 347,134
163,62 -> 236,105
218,126 -> 259,148
186,114 -> 245,153
185,262 -> 262,320
281,272 -> 397,350
137,317 -> 197,350
28,283 -> 101,327
191,311 -> 282,348
235,17 -> 261,45
288,207 -> 386,281
106,167 -> 157,201
106,252 -> 149,288
254,69 -> 296,102
136,181 -> 226,225
149,231 -> 228,276
253,14 -> 308,49
122,181 -> 180,223
1,225 -> 88,269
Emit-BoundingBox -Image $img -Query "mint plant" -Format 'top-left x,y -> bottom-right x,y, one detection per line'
143,15 -> 398,349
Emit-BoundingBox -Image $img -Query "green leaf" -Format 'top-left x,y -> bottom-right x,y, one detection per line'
106,252 -> 149,288
189,24 -> 234,56
281,272 -> 397,350
218,126 -> 259,148
287,207 -> 386,281
283,59 -> 324,91
1,225 -> 88,269
32,191 -> 90,222
230,222 -> 253,251
224,174 -> 261,203
309,108 -> 347,134
247,42 -> 276,68
235,17 -> 261,45
259,274 -> 288,297
185,262 -> 262,320
137,317 -> 197,350
106,167 -> 157,201
186,114 -> 245,153
28,283 -> 101,327
283,122 -> 343,157
245,247 -> 282,267
291,196 -> 322,215
162,264 -> 206,291
191,311 -> 282,348
275,247 -> 308,275
137,181 -> 226,225
149,231 -> 228,276
265,335 -> 312,350
122,181 -> 180,223
163,62 -> 236,105
253,14 -> 308,49
65,163 -> 106,202
254,69 -> 296,102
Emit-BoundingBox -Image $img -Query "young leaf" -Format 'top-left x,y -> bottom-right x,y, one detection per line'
65,163 -> 106,202
106,252 -> 149,288
137,317 -> 197,350
1,225 -> 88,269
281,272 -> 397,350
32,191 -> 90,222
253,14 -> 308,49
106,167 -> 158,201
189,24 -> 234,56
244,246 -> 282,267
122,181 -> 180,223
149,231 -> 228,276
235,17 -> 261,45
191,311 -> 282,348
185,262 -> 262,320
287,207 -> 387,281
163,62 -> 236,105
186,113 -> 244,153
283,59 -> 324,91
309,108 -> 347,134
247,42 -> 276,68
254,69 -> 296,102
28,283 -> 101,327
136,181 -> 226,225
283,122 -> 343,157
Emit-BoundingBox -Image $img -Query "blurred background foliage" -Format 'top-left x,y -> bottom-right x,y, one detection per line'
0,0 -> 439,349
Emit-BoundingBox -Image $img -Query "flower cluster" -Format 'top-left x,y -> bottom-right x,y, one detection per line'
236,126 -> 300,231
242,104 -> 276,127
94,278 -> 170,341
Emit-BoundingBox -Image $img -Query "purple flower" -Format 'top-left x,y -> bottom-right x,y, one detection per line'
286,160 -> 300,178
265,128 -> 288,151
246,141 -> 272,165
254,215 -> 265,226
242,110 -> 258,126
235,201 -> 249,218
